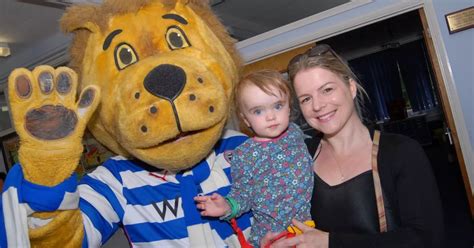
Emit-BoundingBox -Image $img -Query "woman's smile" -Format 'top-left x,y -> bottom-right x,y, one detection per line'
316,110 -> 337,122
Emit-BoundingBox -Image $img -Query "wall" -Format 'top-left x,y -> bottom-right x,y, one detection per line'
430,0 -> 473,159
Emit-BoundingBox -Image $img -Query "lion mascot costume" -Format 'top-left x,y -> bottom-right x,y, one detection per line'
0,0 -> 253,247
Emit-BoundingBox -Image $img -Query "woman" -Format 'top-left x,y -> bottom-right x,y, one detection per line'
262,44 -> 444,247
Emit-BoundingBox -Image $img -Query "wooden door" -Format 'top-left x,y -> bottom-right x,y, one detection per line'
418,8 -> 474,217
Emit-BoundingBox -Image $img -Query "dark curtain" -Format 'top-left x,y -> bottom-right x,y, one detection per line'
349,49 -> 403,122
397,40 -> 438,112
348,39 -> 438,122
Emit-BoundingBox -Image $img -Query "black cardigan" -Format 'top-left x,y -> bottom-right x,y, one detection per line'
306,130 -> 444,248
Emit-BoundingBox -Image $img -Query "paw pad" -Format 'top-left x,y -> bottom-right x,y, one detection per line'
25,105 -> 78,140
8,66 -> 99,141
57,72 -> 72,95
38,72 -> 53,94
15,75 -> 32,98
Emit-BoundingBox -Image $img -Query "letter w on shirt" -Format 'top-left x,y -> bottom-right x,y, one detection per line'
152,196 -> 180,220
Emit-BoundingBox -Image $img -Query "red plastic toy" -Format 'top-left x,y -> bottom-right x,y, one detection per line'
230,218 -> 315,248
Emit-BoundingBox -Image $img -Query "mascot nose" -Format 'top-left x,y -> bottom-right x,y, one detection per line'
144,64 -> 186,101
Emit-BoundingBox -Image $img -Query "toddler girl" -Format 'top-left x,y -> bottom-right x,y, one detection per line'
194,69 -> 313,246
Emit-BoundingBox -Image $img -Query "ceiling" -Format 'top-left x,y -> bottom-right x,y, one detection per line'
0,0 -> 65,59
212,0 -> 349,40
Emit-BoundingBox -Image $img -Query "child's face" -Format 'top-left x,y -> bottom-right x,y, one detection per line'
239,84 -> 290,141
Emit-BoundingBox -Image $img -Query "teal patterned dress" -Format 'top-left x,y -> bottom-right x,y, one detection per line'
227,122 -> 313,246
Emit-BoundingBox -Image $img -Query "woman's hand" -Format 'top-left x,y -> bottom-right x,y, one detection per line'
260,219 -> 329,248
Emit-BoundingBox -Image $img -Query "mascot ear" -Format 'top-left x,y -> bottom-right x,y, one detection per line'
60,5 -> 100,34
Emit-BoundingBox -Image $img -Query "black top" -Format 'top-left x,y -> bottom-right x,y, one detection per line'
308,130 -> 444,248
312,171 -> 380,234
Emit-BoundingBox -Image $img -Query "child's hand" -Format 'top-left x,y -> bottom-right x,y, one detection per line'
194,193 -> 231,217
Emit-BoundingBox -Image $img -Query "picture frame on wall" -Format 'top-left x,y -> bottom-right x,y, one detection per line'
0,132 -> 20,172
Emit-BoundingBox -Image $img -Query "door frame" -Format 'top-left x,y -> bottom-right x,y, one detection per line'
418,8 -> 474,216
237,0 -> 474,216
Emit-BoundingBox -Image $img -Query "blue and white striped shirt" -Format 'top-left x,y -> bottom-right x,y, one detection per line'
1,130 -> 252,247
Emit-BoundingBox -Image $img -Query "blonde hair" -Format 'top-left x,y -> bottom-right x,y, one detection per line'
234,69 -> 291,134
287,45 -> 368,119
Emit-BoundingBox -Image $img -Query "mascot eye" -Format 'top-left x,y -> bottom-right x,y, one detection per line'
166,26 -> 191,50
114,43 -> 138,70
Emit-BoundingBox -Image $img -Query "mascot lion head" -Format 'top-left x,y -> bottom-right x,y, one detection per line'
61,0 -> 240,171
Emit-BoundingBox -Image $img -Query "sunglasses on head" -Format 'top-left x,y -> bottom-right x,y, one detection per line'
287,44 -> 351,78
307,44 -> 334,57
288,44 -> 336,66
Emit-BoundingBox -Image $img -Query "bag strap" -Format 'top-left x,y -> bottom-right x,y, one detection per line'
371,130 -> 387,232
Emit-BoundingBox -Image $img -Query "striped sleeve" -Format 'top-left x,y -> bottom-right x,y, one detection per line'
78,163 -> 127,247
1,164 -> 80,248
